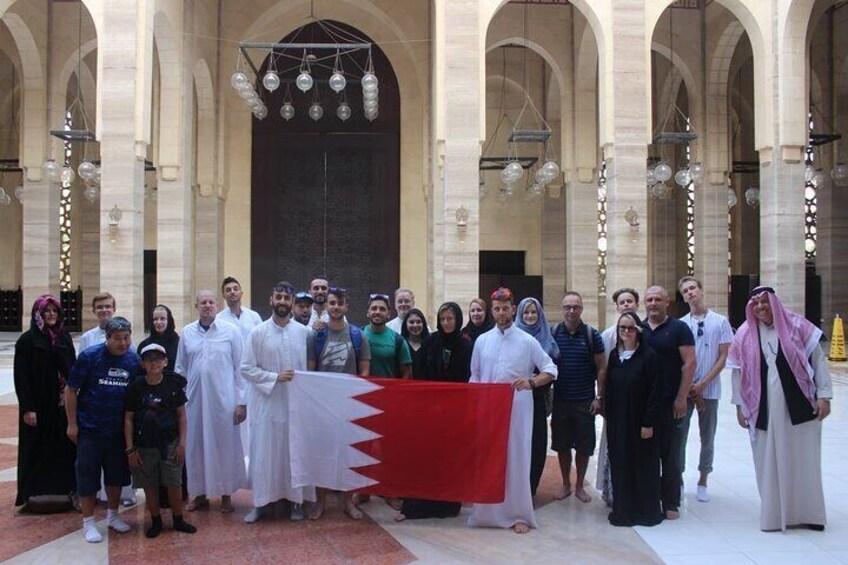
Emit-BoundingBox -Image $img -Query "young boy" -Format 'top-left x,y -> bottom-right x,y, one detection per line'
124,344 -> 196,538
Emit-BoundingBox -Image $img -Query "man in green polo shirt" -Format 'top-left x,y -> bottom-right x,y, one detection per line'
363,293 -> 411,378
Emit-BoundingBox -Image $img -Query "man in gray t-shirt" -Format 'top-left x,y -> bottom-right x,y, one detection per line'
305,288 -> 370,521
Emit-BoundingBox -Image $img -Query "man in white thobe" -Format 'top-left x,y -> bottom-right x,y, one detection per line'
216,276 -> 263,462
176,290 -> 247,513
241,282 -> 315,523
468,287 -> 557,534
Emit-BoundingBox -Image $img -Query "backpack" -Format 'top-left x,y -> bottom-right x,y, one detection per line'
313,324 -> 364,367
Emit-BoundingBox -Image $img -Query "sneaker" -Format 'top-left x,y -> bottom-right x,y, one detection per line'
84,524 -> 103,543
121,497 -> 137,508
108,515 -> 131,533
696,485 -> 710,503
244,508 -> 264,524
290,503 -> 305,522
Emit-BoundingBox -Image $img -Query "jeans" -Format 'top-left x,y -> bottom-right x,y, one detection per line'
679,398 -> 719,475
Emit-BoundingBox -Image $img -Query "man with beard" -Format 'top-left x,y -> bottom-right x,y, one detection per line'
308,278 -> 330,329
293,292 -> 314,325
364,294 -> 411,379
176,290 -> 248,514
241,282 -> 315,523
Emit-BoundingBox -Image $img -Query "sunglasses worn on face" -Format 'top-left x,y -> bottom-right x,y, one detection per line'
618,325 -> 637,332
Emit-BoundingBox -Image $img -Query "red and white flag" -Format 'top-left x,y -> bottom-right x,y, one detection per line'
289,371 -> 514,503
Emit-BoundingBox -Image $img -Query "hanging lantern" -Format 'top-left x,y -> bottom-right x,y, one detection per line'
744,186 -> 760,207
336,103 -> 352,121
231,71 -> 248,90
42,159 -> 61,182
329,72 -> 347,93
674,168 -> 692,187
831,163 -> 848,186
280,103 -> 295,121
650,182 -> 671,200
0,187 -> 9,206
296,71 -> 313,93
654,162 -> 672,182
84,185 -> 100,203
690,162 -> 703,182
646,168 -> 657,186
309,103 -> 323,121
727,188 -> 738,208
805,163 -> 816,183
78,160 -> 97,181
60,165 -> 75,185
262,70 -> 280,93
361,72 -> 378,92
14,185 -> 24,203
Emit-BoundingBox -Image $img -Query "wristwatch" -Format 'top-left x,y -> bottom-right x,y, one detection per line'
529,378 -> 536,389
125,446 -> 137,455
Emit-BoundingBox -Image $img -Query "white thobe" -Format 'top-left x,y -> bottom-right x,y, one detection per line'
217,307 -> 263,459
176,319 -> 248,498
241,319 -> 316,507
596,324 -> 617,492
468,324 -> 557,530
308,308 -> 330,327
731,323 -> 832,531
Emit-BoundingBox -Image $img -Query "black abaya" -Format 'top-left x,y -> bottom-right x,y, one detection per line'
605,345 -> 663,527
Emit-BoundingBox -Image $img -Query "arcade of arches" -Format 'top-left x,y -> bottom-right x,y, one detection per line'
0,0 -> 846,335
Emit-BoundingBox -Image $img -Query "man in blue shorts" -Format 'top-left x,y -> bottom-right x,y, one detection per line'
66,317 -> 141,543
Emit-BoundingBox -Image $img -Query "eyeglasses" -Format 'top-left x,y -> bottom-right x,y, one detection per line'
697,321 -> 704,337
618,325 -> 637,332
273,284 -> 294,295
329,286 -> 347,294
562,305 -> 583,311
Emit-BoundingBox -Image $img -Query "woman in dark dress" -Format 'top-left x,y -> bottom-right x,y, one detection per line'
605,312 -> 663,527
461,298 -> 493,346
137,304 -> 179,368
514,297 -> 559,496
400,308 -> 430,379
398,302 -> 473,521
13,294 -> 77,510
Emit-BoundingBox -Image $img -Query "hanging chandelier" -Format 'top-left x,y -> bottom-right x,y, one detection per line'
232,20 -> 378,123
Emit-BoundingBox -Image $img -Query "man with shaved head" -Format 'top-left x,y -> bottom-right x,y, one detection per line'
641,285 -> 695,520
175,290 -> 248,514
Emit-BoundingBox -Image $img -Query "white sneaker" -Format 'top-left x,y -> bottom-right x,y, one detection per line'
108,515 -> 131,533
290,503 -> 305,522
697,485 -> 710,503
244,508 -> 263,524
84,525 -> 103,543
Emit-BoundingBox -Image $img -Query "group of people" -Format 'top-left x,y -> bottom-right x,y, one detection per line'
12,274 -> 833,543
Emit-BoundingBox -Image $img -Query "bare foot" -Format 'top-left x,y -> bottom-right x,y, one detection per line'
386,497 -> 403,511
394,512 -> 406,522
309,501 -> 325,521
220,495 -> 234,514
344,502 -> 363,520
665,509 -> 679,520
575,489 -> 592,503
554,486 -> 572,500
353,493 -> 370,505
186,496 -> 209,512
513,522 -> 531,534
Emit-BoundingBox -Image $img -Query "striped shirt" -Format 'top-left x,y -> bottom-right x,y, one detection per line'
680,310 -> 734,400
552,322 -> 604,401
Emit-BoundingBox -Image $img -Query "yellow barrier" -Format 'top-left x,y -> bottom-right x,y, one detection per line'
830,314 -> 847,362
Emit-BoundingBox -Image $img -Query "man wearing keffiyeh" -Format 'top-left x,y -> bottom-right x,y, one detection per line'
728,286 -> 833,532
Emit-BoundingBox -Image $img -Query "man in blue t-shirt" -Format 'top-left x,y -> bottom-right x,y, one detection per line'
642,286 -> 696,521
551,291 -> 606,504
66,317 -> 141,543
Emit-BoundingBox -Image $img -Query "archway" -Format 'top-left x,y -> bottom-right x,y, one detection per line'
250,21 -> 400,323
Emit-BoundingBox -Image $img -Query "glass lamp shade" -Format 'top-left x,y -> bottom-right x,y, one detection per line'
541,160 -> 560,182
526,182 -> 544,200
78,160 -> 97,180
363,89 -> 378,102
745,187 -> 760,207
238,87 -> 255,100
337,103 -> 352,121
0,187 -> 9,206
84,185 -> 100,203
813,169 -> 828,189
94,166 -> 101,182
365,109 -> 378,121
363,99 -> 378,111
674,168 -> 692,187
280,103 -> 295,121
14,185 -> 24,202
296,72 -> 313,92
690,162 -> 703,181
654,162 -> 672,182
309,103 -> 324,121
361,72 -> 378,92
231,71 -> 248,90
650,182 -> 671,199
60,165 -> 75,185
805,164 -> 816,183
329,72 -> 347,93
262,71 -> 280,93
646,168 -> 657,185
727,188 -> 738,208
534,167 -> 549,185
832,163 -> 848,186
253,106 -> 268,120
42,159 -> 61,182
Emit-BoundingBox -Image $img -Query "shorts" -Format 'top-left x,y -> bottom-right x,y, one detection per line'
76,433 -> 130,497
551,399 -> 596,456
130,441 -> 183,489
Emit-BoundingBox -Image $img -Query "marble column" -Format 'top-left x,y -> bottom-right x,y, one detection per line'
694,176 -> 729,315
432,0 -> 480,308
603,2 -> 649,307
565,174 -> 601,326
758,148 -> 805,314
22,175 -> 60,324
194,189 -> 223,297
97,0 -> 147,326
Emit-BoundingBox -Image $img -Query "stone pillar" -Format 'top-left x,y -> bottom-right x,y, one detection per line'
96,1 -> 147,326
22,175 -> 60,323
758,147 -> 805,313
694,175 -> 729,315
194,188 -> 223,297
565,174 -> 601,326
432,0 -> 480,308
603,3 -> 649,306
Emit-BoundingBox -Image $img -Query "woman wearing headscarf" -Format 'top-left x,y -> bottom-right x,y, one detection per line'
514,297 -> 559,496
137,304 -> 179,369
400,308 -> 430,379
397,302 -> 474,521
13,294 -> 77,511
728,286 -> 832,532
605,311 -> 662,527
461,298 -> 494,346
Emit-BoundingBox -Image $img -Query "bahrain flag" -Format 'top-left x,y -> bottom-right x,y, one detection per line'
288,371 -> 514,503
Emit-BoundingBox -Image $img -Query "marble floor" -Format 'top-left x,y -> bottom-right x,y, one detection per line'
1,332 -> 846,564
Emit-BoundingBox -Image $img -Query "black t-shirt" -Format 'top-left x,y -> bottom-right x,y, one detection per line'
125,372 -> 187,449
642,317 -> 695,400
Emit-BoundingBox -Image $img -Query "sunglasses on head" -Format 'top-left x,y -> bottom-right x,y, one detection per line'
330,286 -> 347,294
369,293 -> 390,304
273,284 -> 294,295
491,288 -> 513,301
